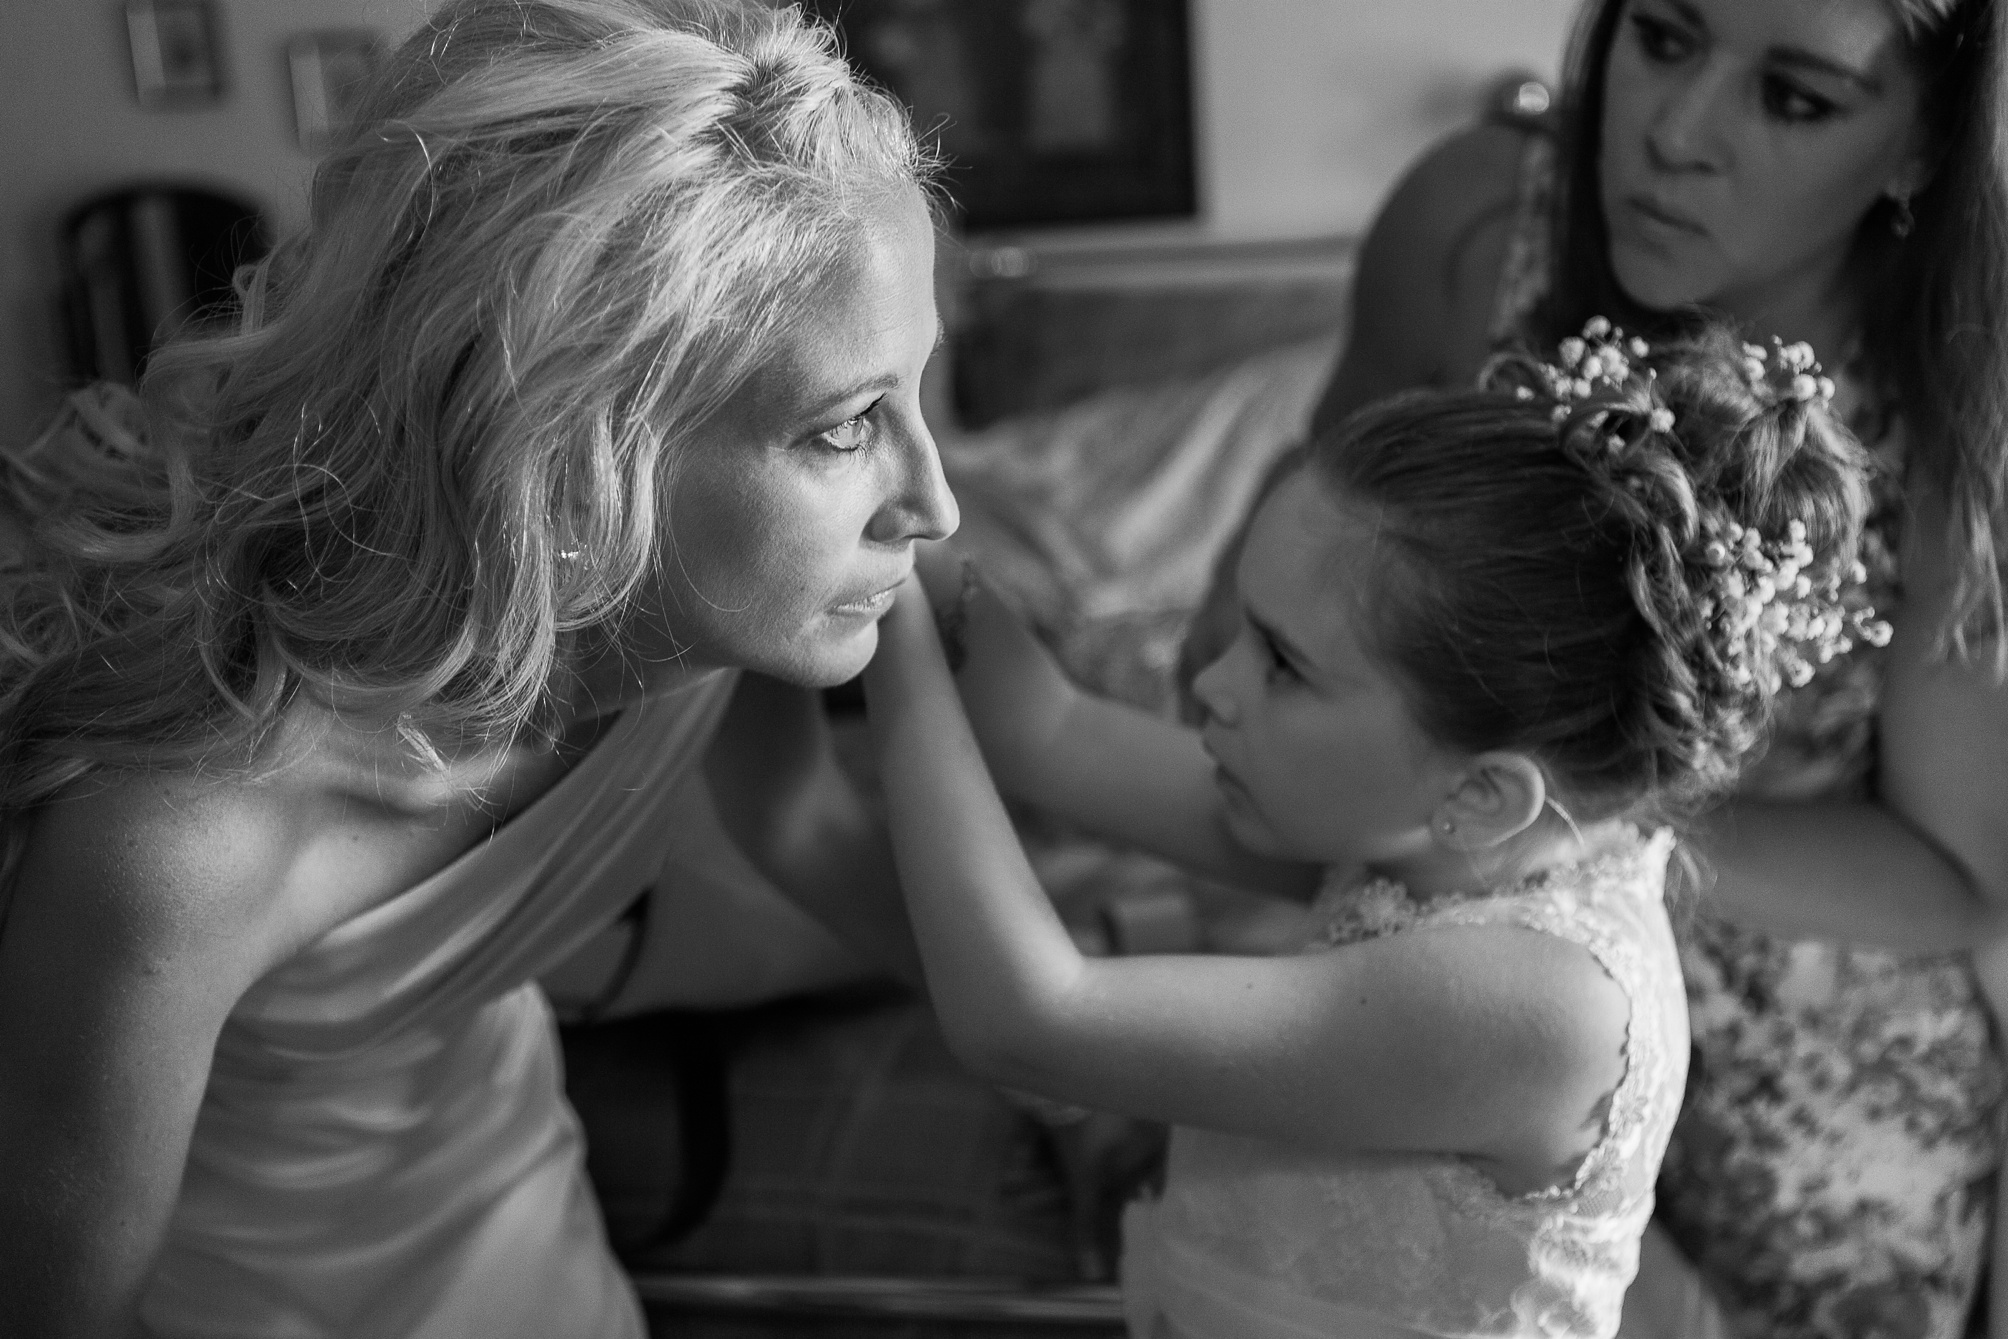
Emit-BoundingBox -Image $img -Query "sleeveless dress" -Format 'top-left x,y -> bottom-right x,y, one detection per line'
1118,827 -> 1689,1339
135,668 -> 742,1339
1491,130 -> 2006,1339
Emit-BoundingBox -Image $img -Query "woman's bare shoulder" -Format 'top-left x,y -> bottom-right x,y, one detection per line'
1314,123 -> 1539,428
10,706 -> 521,977
1388,123 -> 1537,235
14,764 -> 328,975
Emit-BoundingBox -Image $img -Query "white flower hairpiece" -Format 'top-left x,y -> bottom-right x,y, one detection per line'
1698,515 -> 1891,691
1742,339 -> 1836,407
1522,315 -> 1655,424
1519,319 -> 1882,694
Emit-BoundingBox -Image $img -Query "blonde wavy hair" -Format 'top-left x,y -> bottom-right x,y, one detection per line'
0,0 -> 928,883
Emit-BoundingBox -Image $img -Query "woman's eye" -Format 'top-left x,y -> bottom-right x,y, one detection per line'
1630,13 -> 1693,63
814,403 -> 881,453
1761,75 -> 1837,123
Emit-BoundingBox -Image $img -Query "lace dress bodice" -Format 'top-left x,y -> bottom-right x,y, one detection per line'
1120,828 -> 1688,1339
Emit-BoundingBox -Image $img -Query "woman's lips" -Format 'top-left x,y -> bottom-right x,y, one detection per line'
829,581 -> 903,617
1623,193 -> 1707,236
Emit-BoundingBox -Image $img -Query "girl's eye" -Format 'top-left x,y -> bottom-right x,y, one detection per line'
814,402 -> 881,453
1257,628 -> 1300,684
1761,75 -> 1837,123
1630,13 -> 1694,64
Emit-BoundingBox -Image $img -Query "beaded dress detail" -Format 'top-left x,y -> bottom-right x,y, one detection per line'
1119,827 -> 1687,1339
1490,130 -> 2006,1339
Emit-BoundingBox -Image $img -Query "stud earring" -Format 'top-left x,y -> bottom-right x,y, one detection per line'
1435,815 -> 1456,837
1890,191 -> 1915,239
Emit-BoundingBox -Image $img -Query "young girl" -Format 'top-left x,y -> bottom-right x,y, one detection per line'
861,324 -> 1879,1338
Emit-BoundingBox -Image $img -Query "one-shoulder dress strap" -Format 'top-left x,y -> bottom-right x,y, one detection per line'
1487,129 -> 1558,350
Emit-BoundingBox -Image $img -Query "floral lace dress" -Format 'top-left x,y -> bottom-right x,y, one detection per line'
1118,829 -> 1688,1339
1494,130 -> 2007,1339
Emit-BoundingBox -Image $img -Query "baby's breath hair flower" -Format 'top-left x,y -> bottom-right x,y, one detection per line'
1740,338 -> 1837,408
1485,318 -> 1883,699
1491,318 -> 1671,445
1696,513 -> 1890,692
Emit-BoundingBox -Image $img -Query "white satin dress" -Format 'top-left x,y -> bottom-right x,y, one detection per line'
137,669 -> 741,1339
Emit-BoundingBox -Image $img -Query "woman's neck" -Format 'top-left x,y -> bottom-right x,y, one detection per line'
556,623 -> 721,727
1709,244 -> 1863,366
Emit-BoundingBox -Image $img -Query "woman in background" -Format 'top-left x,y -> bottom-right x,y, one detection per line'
1184,0 -> 2008,1333
0,2 -> 955,1335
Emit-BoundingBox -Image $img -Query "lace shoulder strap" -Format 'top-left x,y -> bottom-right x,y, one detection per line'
1416,829 -> 1686,1208
1486,130 -> 1557,349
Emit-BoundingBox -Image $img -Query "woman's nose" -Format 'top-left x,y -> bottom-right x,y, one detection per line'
870,420 -> 959,545
1646,62 -> 1729,173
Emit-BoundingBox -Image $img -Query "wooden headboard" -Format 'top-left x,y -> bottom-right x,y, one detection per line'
942,232 -> 1354,428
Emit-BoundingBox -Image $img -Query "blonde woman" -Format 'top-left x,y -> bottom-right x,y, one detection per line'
0,2 -> 954,1335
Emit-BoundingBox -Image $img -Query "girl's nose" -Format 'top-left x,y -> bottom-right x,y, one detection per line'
1191,655 -> 1241,728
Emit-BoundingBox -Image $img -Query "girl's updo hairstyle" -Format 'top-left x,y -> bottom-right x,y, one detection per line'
1311,325 -> 1874,820
0,0 -> 927,830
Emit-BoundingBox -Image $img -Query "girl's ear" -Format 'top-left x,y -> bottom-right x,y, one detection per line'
1431,752 -> 1546,852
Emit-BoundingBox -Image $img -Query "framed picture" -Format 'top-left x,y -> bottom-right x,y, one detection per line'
802,0 -> 1196,231
126,0 -> 223,108
288,30 -> 382,153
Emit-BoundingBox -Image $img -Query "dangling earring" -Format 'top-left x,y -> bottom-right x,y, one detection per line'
1889,190 -> 1915,240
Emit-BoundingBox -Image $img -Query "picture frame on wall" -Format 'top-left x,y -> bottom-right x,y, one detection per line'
801,0 -> 1195,230
126,0 -> 224,109
288,30 -> 382,154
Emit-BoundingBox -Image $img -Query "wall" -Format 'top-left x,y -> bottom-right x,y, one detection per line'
0,0 -> 1579,441
0,0 -> 433,446
1194,0 -> 1576,242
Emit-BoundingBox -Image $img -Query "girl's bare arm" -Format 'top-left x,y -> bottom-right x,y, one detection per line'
865,577 -> 1624,1190
924,555 -> 1314,897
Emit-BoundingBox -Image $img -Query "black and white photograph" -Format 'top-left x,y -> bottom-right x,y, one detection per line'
1,0 -> 2004,1336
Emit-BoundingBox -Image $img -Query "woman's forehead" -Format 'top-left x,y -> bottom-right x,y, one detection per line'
710,188 -> 937,435
1640,0 -> 1909,74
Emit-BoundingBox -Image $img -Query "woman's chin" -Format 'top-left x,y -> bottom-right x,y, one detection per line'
754,618 -> 884,689
1609,254 -> 1717,317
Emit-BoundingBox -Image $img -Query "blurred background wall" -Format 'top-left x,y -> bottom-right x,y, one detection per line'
0,0 -> 1574,443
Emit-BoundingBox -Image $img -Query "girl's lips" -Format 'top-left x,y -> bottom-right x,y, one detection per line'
1211,761 -> 1253,807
